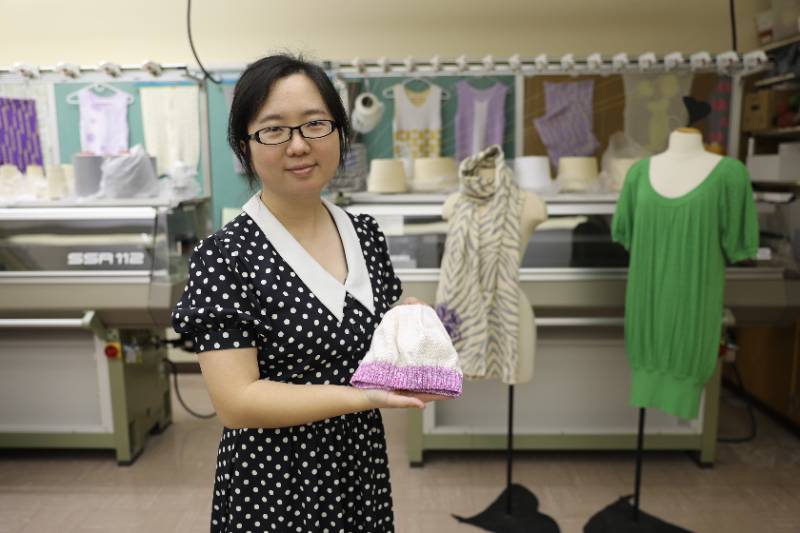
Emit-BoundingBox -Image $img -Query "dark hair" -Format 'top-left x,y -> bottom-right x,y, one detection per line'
227,54 -> 351,188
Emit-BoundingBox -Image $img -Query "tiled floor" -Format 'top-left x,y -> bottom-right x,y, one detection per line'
1,375 -> 798,533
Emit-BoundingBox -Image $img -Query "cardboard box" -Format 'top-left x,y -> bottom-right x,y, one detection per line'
747,141 -> 800,182
743,91 -> 776,132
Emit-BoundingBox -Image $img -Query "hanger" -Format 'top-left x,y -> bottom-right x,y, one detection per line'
382,77 -> 450,100
65,83 -> 135,104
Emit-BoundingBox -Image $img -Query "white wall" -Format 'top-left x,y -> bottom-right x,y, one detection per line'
2,0 -> 771,67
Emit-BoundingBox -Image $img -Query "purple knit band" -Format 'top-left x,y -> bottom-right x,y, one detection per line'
350,362 -> 463,397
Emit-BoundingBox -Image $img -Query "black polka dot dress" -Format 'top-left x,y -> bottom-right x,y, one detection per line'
172,195 -> 403,533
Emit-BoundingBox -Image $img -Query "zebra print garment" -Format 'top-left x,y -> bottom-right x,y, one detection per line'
435,145 -> 522,383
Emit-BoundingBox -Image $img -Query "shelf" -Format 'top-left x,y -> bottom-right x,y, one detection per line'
751,126 -> 800,138
760,33 -> 800,53
754,72 -> 797,89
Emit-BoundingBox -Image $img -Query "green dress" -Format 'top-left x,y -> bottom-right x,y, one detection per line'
611,156 -> 759,419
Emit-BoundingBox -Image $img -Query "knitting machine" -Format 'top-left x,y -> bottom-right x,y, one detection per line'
0,196 -> 210,464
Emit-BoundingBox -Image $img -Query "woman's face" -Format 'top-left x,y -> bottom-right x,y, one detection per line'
247,73 -> 340,199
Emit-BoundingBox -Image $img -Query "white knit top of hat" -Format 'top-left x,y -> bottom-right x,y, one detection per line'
350,304 -> 463,397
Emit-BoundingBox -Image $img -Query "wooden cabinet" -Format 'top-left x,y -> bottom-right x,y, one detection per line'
726,322 -> 800,428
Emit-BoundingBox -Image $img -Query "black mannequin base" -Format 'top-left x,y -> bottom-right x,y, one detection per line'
452,483 -> 560,533
584,495 -> 693,533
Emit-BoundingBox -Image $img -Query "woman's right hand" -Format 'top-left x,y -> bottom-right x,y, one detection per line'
361,388 -> 451,410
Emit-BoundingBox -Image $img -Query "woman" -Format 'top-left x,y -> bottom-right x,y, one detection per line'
172,54 -> 445,532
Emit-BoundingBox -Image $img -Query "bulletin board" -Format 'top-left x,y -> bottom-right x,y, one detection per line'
206,78 -> 256,230
52,80 -> 205,189
523,72 -> 724,164
205,74 -> 517,230
350,75 -> 516,161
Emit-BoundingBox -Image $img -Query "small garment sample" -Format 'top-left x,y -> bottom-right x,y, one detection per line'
454,80 -> 508,162
140,85 -> 200,175
533,80 -> 599,166
611,157 -> 759,419
0,97 -> 43,173
623,73 -> 693,152
350,304 -> 462,397
78,89 -> 130,156
392,83 -> 442,179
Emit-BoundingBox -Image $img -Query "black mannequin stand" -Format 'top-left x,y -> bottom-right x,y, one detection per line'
453,385 -> 560,533
583,409 -> 693,532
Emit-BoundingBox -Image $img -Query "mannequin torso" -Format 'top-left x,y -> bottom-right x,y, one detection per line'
649,128 -> 722,198
442,167 -> 547,383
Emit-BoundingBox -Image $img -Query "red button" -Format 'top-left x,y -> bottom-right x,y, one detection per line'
104,345 -> 119,358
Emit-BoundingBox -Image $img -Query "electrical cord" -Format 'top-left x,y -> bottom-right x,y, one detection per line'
718,360 -> 758,443
187,0 -> 221,84
729,0 -> 738,52
163,357 -> 217,419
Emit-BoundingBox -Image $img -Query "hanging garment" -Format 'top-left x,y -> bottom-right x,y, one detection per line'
0,97 -> 43,173
0,84 -> 54,169
706,76 -> 733,148
533,80 -> 599,167
623,73 -> 693,153
611,157 -> 759,419
435,145 -> 522,383
140,85 -> 200,176
78,89 -> 130,156
392,83 -> 442,179
454,80 -> 508,162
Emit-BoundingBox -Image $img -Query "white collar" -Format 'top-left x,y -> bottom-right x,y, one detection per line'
242,193 -> 375,322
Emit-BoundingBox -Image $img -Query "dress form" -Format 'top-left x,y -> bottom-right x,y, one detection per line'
649,127 -> 722,197
442,167 -> 547,384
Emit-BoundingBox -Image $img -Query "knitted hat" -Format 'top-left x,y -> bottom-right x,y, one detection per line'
350,304 -> 462,397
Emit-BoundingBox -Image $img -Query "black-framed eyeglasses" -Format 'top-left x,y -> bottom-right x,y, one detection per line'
247,119 -> 337,146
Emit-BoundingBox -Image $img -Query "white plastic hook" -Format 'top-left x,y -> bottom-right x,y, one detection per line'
690,51 -> 712,70
351,57 -> 366,74
429,55 -> 442,72
715,51 -> 740,73
664,52 -> 684,71
376,56 -> 390,73
637,52 -> 657,71
587,53 -> 603,71
612,52 -> 629,72
455,55 -> 468,73
403,56 -> 416,73
560,53 -> 575,71
482,54 -> 495,72
508,54 -> 522,73
743,50 -> 768,70
55,61 -> 81,79
12,62 -> 40,79
142,60 -> 163,77
98,60 -> 122,78
534,54 -> 549,71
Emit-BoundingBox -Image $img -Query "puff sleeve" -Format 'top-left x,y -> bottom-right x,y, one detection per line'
361,214 -> 403,306
720,160 -> 759,264
611,160 -> 642,251
171,235 -> 266,353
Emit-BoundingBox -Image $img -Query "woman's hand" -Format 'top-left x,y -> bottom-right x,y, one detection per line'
361,388 -> 452,410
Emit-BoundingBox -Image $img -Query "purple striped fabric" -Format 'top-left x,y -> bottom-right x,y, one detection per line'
534,81 -> 599,166
0,97 -> 43,173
